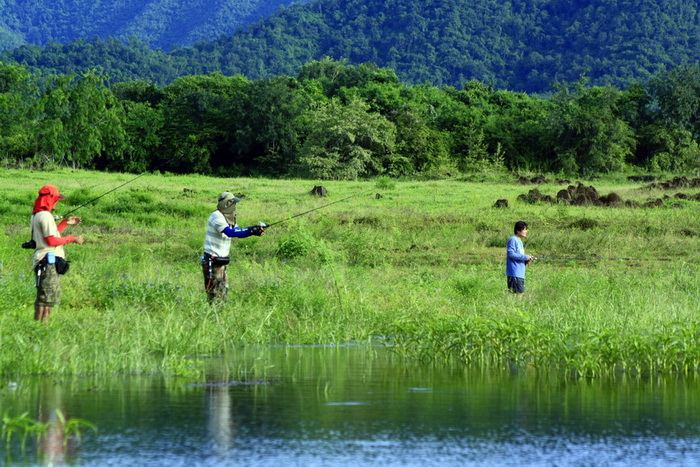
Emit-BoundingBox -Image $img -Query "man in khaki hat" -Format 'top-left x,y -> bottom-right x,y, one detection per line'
202,192 -> 265,302
31,184 -> 84,321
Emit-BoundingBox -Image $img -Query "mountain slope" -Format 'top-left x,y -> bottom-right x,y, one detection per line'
2,0 -> 699,93
0,0 -> 306,50
204,0 -> 700,91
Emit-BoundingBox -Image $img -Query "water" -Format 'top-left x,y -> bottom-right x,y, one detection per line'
3,345 -> 700,466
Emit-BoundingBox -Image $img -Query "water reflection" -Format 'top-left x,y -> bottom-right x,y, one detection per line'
36,380 -> 75,465
206,385 -> 236,458
3,346 -> 700,465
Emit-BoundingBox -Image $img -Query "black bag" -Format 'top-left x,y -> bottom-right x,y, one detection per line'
55,256 -> 70,274
212,256 -> 230,267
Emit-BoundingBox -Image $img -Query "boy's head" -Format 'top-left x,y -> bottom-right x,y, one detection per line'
514,221 -> 528,236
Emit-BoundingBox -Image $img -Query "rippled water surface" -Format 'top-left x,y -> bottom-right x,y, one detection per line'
3,345 -> 700,465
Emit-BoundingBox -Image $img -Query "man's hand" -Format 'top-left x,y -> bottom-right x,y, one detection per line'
74,235 -> 85,244
249,225 -> 266,236
65,216 -> 82,225
526,255 -> 534,265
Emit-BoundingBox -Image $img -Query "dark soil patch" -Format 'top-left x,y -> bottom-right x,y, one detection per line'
568,218 -> 600,230
628,175 -> 657,182
354,216 -> 383,227
517,174 -> 570,185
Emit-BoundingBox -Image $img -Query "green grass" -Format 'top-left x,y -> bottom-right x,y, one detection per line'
1,168 -> 699,377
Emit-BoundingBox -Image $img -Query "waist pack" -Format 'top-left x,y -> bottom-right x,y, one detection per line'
55,256 -> 70,274
35,255 -> 70,275
202,254 -> 230,267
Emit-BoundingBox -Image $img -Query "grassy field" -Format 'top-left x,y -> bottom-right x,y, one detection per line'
1,168 -> 699,378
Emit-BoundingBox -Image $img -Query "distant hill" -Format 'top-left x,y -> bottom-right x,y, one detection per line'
2,0 -> 700,93
0,0 -> 305,51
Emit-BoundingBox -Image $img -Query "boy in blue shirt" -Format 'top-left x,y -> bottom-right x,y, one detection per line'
506,221 -> 534,295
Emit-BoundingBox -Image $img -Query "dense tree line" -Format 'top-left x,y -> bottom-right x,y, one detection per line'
2,59 -> 699,178
0,0 -> 302,51
2,0 -> 700,93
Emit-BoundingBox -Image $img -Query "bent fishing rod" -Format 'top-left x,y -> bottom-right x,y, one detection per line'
57,156 -> 182,219
263,192 -> 367,228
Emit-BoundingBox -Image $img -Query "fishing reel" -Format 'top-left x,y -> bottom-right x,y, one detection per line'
250,222 -> 267,236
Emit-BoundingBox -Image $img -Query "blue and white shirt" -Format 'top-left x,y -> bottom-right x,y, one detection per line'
204,210 -> 235,257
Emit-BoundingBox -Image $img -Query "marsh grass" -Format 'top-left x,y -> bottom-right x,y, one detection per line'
1,168 -> 700,377
1,407 -> 96,462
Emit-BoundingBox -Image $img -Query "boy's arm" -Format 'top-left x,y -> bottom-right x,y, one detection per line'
507,238 -> 530,262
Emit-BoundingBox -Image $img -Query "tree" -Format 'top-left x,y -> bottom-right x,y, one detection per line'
227,75 -> 310,175
36,72 -> 126,168
297,96 -> 396,180
115,101 -> 164,173
110,80 -> 165,172
546,79 -> 635,174
0,62 -> 38,163
159,73 -> 249,173
647,67 -> 700,139
637,123 -> 700,172
482,90 -> 553,171
391,106 -> 450,175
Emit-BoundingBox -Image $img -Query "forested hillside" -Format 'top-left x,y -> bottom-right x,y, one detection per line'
0,0 -> 304,51
3,58 -> 700,178
2,0 -> 700,92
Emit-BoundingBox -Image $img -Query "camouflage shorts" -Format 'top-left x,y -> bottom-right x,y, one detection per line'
35,264 -> 61,307
202,263 -> 228,302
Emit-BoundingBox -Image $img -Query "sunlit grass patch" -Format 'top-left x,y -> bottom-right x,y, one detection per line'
1,169 -> 699,377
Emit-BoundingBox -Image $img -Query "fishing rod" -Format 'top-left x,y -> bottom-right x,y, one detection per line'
534,256 -> 672,262
263,192 -> 367,228
57,156 -> 181,219
22,156 -> 183,249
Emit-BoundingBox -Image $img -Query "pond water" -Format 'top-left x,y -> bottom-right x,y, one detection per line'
3,345 -> 700,466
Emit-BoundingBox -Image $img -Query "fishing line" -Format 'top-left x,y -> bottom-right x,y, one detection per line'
57,156 -> 183,219
264,192 -> 368,228
534,256 -> 672,262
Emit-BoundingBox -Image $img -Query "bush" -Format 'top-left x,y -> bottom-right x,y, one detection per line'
276,234 -> 313,259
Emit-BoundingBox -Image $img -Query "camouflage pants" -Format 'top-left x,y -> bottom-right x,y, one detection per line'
35,263 -> 61,307
202,262 -> 228,303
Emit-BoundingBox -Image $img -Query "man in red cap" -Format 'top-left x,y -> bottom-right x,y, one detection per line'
31,184 -> 84,321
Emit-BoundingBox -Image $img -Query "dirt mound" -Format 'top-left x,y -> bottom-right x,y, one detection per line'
511,182 -> 674,208
519,182 -> 609,206
517,175 -> 571,185
517,188 -> 554,204
310,185 -> 328,196
644,176 -> 700,190
673,192 -> 700,201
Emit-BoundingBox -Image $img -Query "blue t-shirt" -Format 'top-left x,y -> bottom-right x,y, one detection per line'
506,235 -> 529,278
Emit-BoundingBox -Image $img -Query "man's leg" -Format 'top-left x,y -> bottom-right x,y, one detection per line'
34,305 -> 52,321
211,265 -> 228,302
35,266 -> 60,321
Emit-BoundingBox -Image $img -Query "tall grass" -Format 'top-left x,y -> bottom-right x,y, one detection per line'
1,168 -> 699,377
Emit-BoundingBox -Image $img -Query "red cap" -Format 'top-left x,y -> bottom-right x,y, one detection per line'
38,184 -> 66,199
